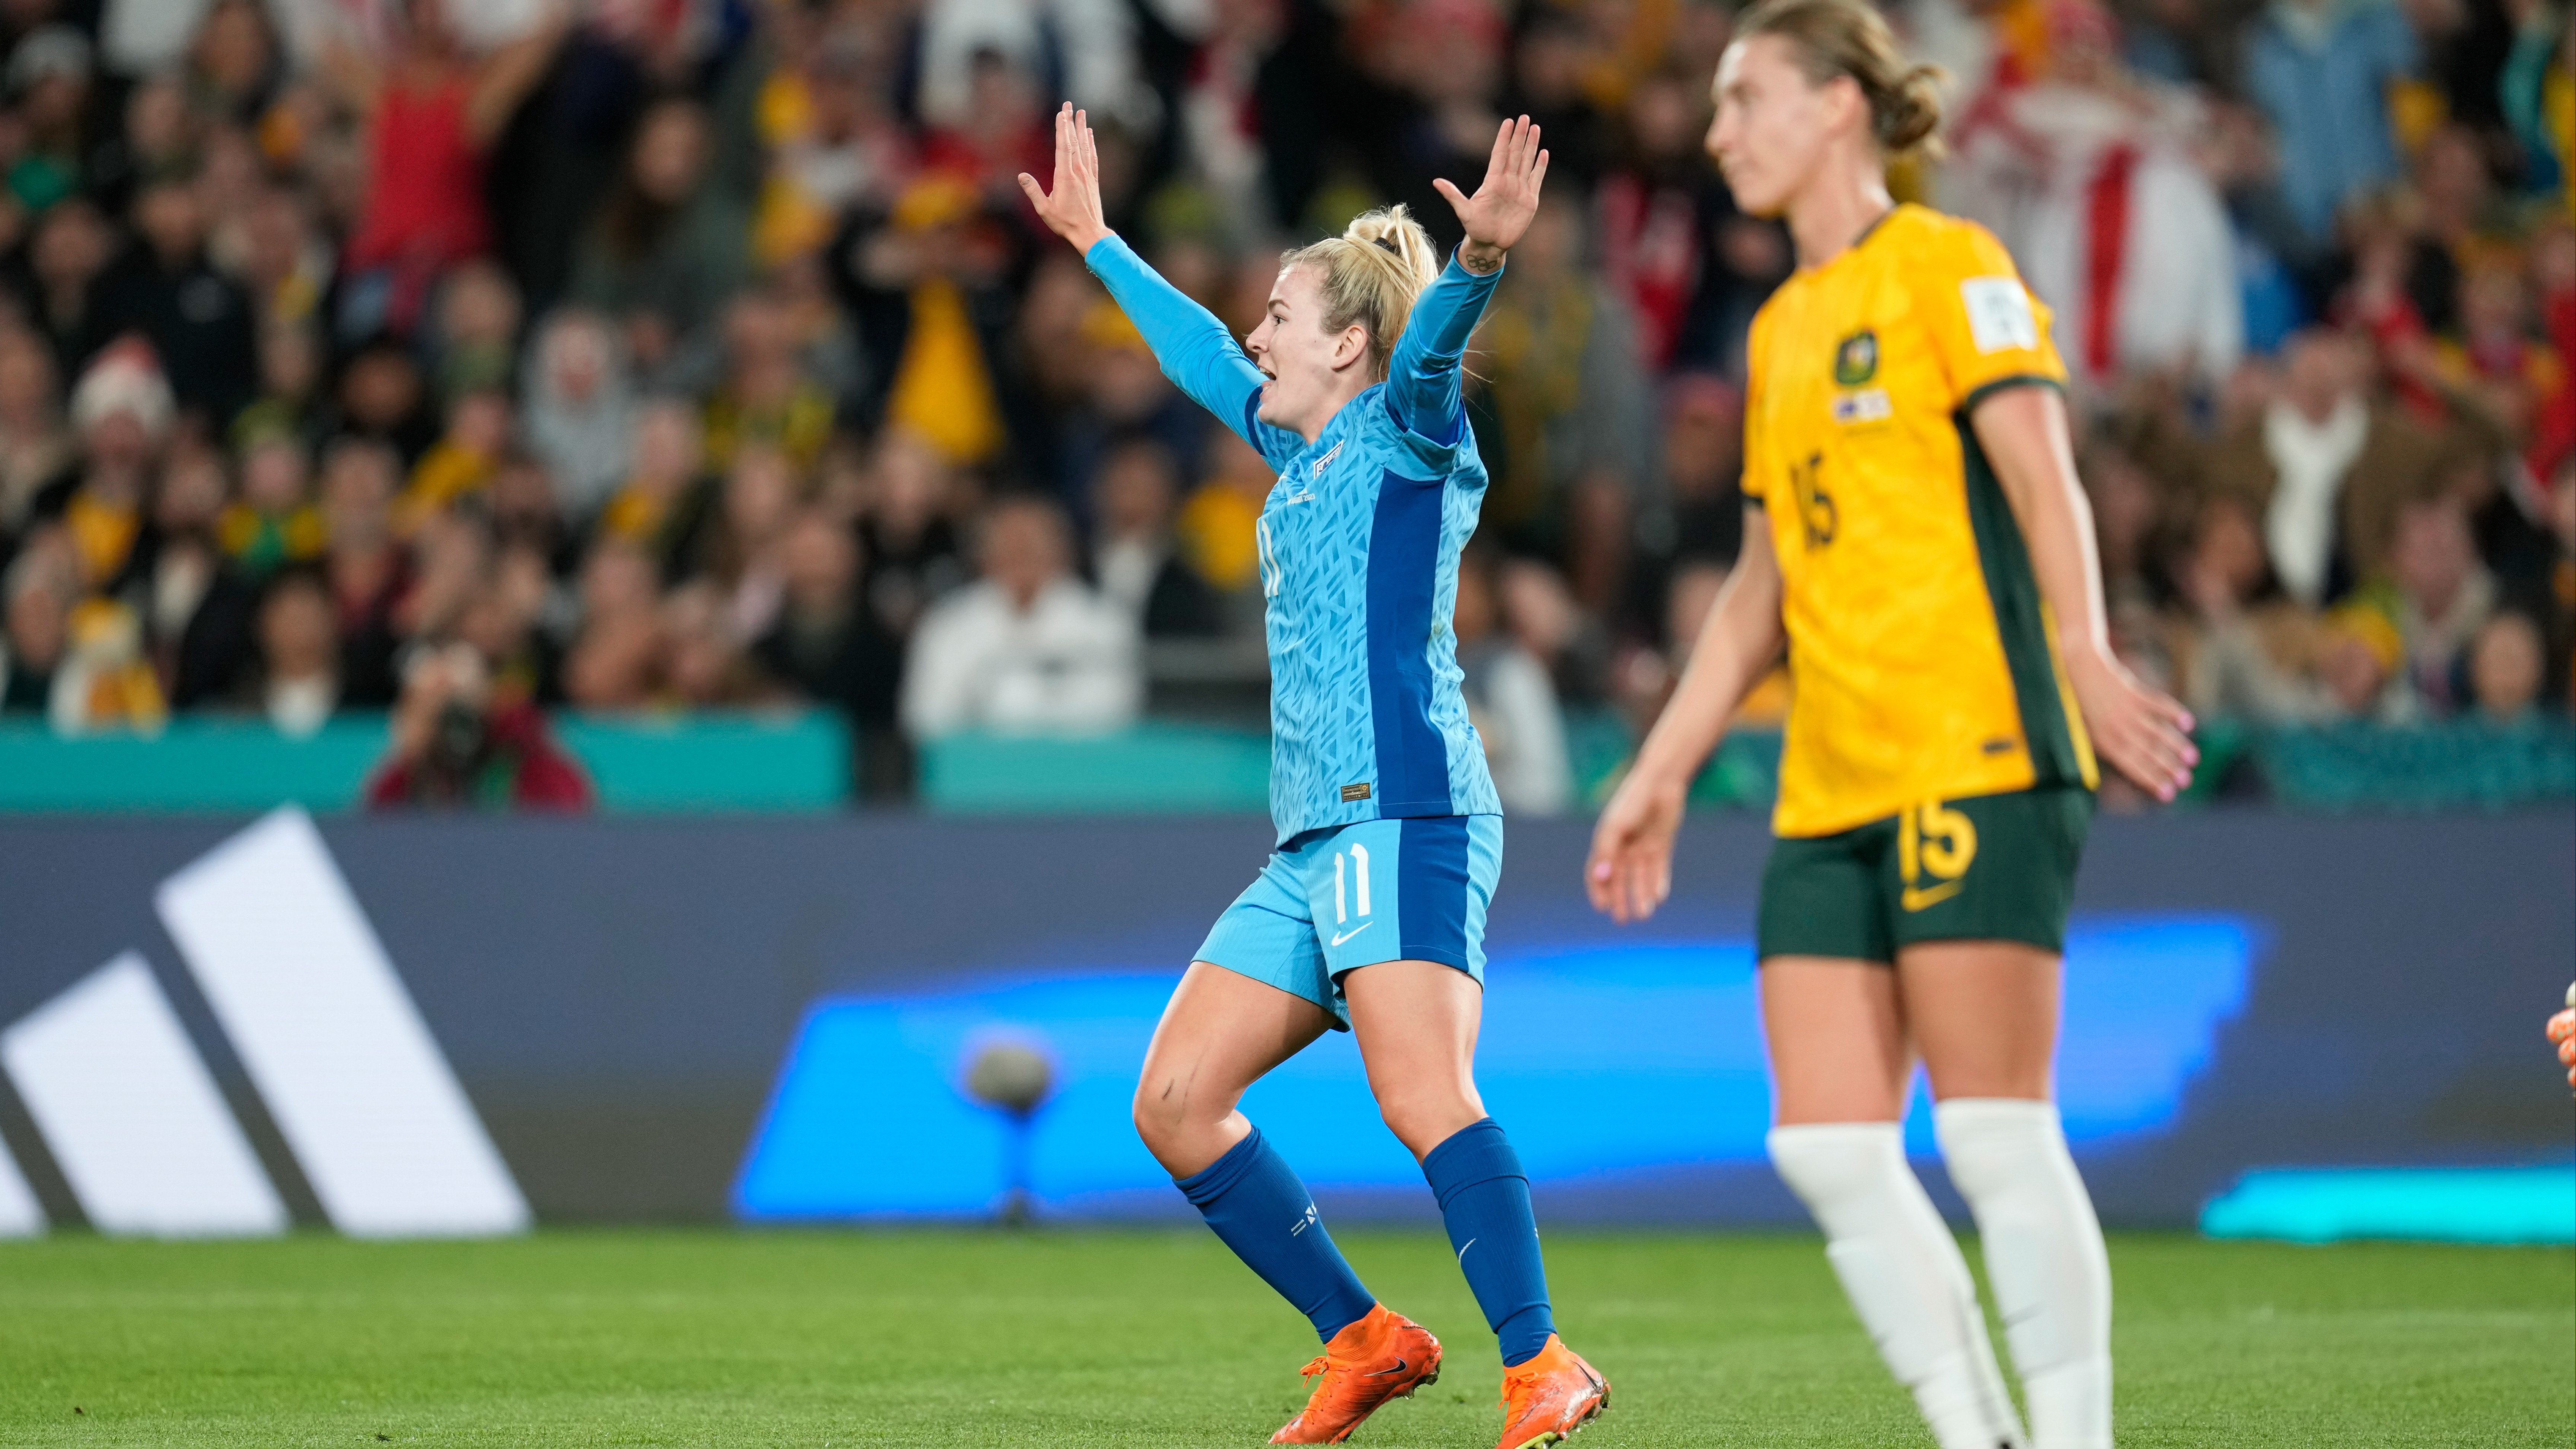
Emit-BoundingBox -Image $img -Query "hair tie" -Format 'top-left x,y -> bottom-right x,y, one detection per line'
1371,235 -> 1401,256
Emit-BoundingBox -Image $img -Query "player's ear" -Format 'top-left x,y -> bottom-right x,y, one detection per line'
1333,324 -> 1369,373
1824,73 -> 1868,137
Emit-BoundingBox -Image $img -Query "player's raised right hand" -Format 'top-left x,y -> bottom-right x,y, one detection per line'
1586,772 -> 1685,925
1017,103 -> 1113,255
1435,114 -> 1549,272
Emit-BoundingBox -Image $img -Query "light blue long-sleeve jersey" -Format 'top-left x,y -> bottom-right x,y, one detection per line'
1086,234 -> 1504,844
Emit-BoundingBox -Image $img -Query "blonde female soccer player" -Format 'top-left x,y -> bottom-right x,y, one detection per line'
1021,107 -> 1608,1448
1583,3 -> 2199,1447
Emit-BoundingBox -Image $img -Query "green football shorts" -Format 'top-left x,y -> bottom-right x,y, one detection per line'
1755,786 -> 2094,965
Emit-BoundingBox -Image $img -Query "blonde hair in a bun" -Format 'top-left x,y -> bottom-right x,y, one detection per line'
1279,205 -> 1442,380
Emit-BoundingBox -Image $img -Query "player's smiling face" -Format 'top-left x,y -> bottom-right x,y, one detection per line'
1243,264 -> 1369,438
1707,36 -> 1853,219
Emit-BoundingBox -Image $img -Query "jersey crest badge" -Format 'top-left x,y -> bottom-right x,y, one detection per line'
1832,330 -> 1878,386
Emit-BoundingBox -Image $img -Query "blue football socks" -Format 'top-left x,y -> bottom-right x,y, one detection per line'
1175,1126 -> 1376,1343
1423,1117 -> 1556,1366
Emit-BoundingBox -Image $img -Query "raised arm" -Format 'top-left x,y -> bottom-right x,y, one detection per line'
1087,235 -> 1267,443
1391,117 -> 1551,443
317,30 -> 383,118
1385,259 -> 1500,445
468,2 -> 575,149
1019,104 -> 1267,444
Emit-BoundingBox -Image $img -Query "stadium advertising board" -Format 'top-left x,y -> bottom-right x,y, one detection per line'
0,809 -> 2565,1235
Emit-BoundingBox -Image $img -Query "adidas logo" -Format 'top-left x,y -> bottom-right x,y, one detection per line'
0,808 -> 527,1239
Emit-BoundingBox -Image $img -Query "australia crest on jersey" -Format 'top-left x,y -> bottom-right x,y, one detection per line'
1832,329 -> 1878,386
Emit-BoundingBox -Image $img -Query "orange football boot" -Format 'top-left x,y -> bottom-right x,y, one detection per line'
1493,1335 -> 1609,1449
1269,1303 -> 1442,1444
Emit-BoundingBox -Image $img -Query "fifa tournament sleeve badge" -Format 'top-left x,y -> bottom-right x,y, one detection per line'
1960,277 -> 2040,354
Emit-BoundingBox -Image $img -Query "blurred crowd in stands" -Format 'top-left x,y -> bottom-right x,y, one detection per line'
0,0 -> 2563,811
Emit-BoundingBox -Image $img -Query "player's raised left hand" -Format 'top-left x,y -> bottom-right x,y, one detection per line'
1436,115 -> 1549,272
1017,103 -> 1113,255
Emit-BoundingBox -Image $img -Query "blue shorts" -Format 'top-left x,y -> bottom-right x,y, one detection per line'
1195,815 -> 1503,1030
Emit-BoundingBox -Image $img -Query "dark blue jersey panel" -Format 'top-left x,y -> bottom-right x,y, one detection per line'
1368,469 -> 1453,817
1395,815 -> 1474,969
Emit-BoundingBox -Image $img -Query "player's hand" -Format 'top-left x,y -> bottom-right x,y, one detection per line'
1017,103 -> 1113,255
1435,115 -> 1549,272
1586,770 -> 1685,925
2065,645 -> 2197,803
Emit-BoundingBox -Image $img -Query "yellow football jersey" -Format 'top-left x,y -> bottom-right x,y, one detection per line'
1742,204 -> 2097,838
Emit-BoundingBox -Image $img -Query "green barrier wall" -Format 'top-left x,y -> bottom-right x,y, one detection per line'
1569,713 -> 2574,815
0,717 -> 389,812
552,714 -> 851,814
3,714 -> 2567,815
0,712 -> 851,814
1567,714 -> 1784,810
917,724 -> 1274,813
2252,719 -> 2576,811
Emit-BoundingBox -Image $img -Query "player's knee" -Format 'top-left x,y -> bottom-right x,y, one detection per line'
1131,1073 -> 1221,1162
1766,1121 -> 1902,1209
1373,1082 -> 1481,1157
1130,1080 -> 1181,1155
1931,1097 -> 2066,1199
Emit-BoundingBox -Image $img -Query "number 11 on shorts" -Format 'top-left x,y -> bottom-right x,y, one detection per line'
1334,845 -> 1372,924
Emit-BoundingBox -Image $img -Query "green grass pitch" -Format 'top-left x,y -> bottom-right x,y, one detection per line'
0,1229 -> 2568,1446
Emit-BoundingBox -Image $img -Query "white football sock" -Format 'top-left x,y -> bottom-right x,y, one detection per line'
1769,1123 -> 2028,1449
1935,1099 -> 2112,1449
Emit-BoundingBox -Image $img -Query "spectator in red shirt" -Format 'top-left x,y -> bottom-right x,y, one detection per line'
918,47 -> 1051,205
324,0 -> 570,339
365,638 -> 591,811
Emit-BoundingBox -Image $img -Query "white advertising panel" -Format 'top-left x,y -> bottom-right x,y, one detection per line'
156,808 -> 529,1238
0,1133 -> 43,1236
0,955 -> 286,1237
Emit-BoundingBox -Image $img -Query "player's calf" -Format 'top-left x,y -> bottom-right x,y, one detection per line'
1770,1121 -> 2028,1449
1936,1099 -> 2112,1449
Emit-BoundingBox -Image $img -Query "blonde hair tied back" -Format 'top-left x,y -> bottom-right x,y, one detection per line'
1279,204 -> 1443,380
1737,0 -> 1948,161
